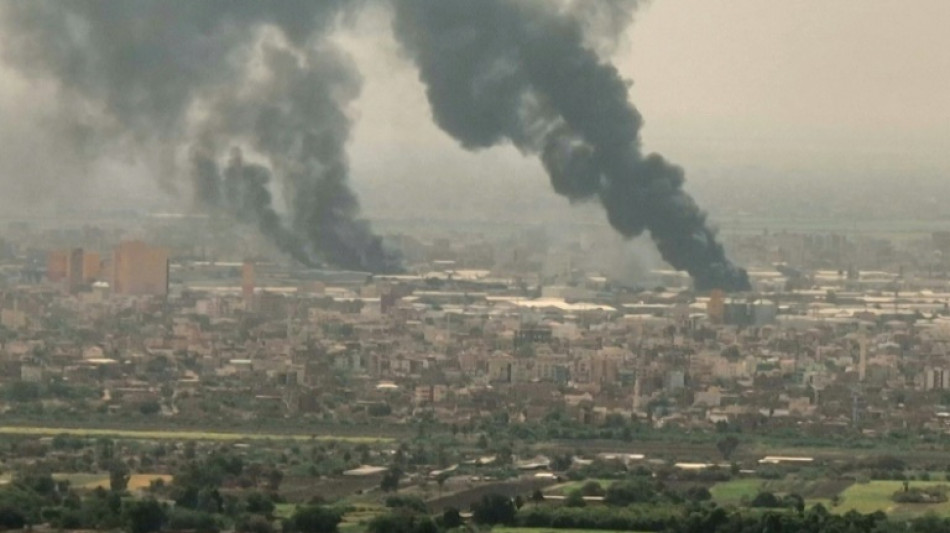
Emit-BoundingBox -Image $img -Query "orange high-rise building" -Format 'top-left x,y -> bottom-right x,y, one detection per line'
82,251 -> 101,282
707,289 -> 726,324
47,250 -> 68,282
112,241 -> 169,296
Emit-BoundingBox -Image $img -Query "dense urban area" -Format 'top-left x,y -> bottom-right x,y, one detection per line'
1,215 -> 950,533
0,0 -> 946,531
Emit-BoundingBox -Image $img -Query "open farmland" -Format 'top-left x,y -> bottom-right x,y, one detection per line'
709,476 -> 852,507
709,478 -> 763,505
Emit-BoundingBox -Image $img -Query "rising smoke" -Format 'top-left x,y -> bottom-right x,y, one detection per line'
0,0 -> 749,290
0,0 -> 400,273
391,0 -> 750,291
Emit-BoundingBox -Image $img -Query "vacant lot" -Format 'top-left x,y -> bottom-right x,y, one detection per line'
0,425 -> 392,443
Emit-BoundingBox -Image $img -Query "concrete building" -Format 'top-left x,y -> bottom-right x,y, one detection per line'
47,250 -> 68,282
82,251 -> 101,283
112,241 -> 169,296
66,247 -> 84,293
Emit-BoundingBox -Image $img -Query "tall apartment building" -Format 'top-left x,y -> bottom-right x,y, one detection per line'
47,250 -> 68,282
66,248 -> 84,293
49,248 -> 101,292
112,241 -> 169,296
82,251 -> 101,283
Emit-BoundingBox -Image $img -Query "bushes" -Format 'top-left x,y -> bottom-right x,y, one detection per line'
471,493 -> 517,526
517,503 -> 682,531
604,478 -> 657,506
366,509 -> 438,533
286,505 -> 343,533
167,508 -> 221,533
385,495 -> 427,513
750,491 -> 782,508
124,498 -> 167,533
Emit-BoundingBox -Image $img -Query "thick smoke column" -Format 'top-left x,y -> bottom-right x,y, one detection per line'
391,0 -> 750,291
0,0 -> 748,288
190,145 -> 311,266
0,0 -> 399,273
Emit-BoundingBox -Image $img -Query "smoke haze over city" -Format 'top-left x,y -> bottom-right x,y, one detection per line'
0,0 -> 947,288
2,4 -> 950,530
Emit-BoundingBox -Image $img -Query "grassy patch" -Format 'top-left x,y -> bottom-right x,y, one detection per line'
710,476 -> 854,508
274,503 -> 297,519
836,481 -> 950,517
545,479 -> 615,495
709,479 -> 762,504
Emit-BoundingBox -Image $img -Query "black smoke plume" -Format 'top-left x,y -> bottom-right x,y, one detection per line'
0,0 -> 400,273
0,0 -> 748,288
190,145 -> 311,266
391,0 -> 749,291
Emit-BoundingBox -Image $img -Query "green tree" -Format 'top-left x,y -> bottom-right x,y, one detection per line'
530,489 -> 545,504
604,479 -> 655,506
109,461 -> 130,492
4,381 -> 41,403
0,508 -> 25,530
471,493 -> 516,526
380,467 -> 402,492
238,514 -> 273,533
288,505 -> 343,533
245,491 -> 275,516
367,510 -> 438,533
441,507 -> 462,529
581,481 -> 605,497
139,400 -> 161,416
167,508 -> 220,533
124,498 -> 167,533
716,435 -> 740,461
750,491 -> 782,508
565,489 -> 586,507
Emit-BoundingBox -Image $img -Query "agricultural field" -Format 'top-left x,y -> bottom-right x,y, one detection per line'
708,478 -> 763,505
708,476 -> 950,518
341,503 -> 387,529
0,425 -> 392,443
710,476 -> 851,508
835,481 -> 950,517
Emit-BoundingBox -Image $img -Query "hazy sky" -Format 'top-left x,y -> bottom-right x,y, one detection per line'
0,0 -> 948,218
341,0 -> 950,220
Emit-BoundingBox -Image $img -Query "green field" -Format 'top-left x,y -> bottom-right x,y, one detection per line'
546,479 -> 616,495
837,481 -> 950,517
0,426 -> 392,443
709,478 -> 950,518
339,503 -> 386,533
709,479 -> 763,504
